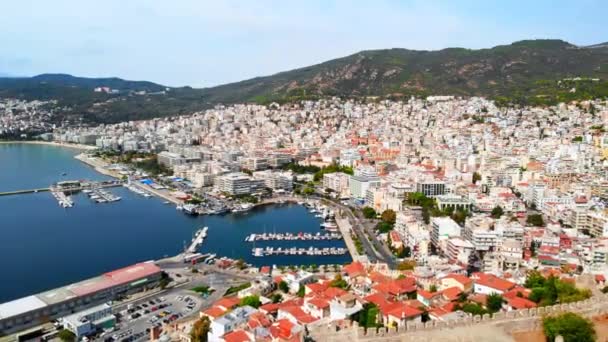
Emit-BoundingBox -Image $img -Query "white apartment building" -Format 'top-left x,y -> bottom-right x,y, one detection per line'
349,175 -> 380,201
323,172 -> 350,196
431,217 -> 462,255
463,216 -> 500,252
253,170 -> 293,191
446,238 -> 475,266
216,172 -> 263,196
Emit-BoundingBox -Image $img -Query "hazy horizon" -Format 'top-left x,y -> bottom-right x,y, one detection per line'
1,0 -> 607,87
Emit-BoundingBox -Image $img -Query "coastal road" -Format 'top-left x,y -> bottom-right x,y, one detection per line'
296,193 -> 396,268
328,199 -> 397,268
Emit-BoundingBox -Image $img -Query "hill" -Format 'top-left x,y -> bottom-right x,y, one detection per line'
197,39 -> 608,105
1,39 -> 608,124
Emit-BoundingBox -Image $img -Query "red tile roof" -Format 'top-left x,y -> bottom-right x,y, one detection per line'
386,302 -> 423,319
202,306 -> 226,319
417,289 -> 440,300
507,296 -> 537,310
279,306 -> 318,324
343,261 -> 366,277
269,319 -> 299,341
223,329 -> 252,342
473,273 -> 516,292
215,297 -> 241,310
307,297 -> 330,309
259,303 -> 280,314
442,273 -> 473,287
441,287 -> 462,301
305,282 -> 329,294
247,311 -> 272,329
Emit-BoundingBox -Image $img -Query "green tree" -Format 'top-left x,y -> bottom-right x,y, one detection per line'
451,209 -> 468,226
57,329 -> 76,342
461,303 -> 487,316
472,172 -> 482,184
271,293 -> 283,303
381,209 -> 397,225
491,206 -> 504,219
240,295 -> 262,308
362,207 -> 377,219
526,214 -> 545,227
355,303 -> 380,328
429,284 -> 437,293
330,274 -> 349,290
190,316 -> 211,342
396,260 -> 416,271
543,312 -> 595,342
297,284 -> 305,297
486,293 -> 504,313
279,280 -> 289,293
375,221 -> 393,233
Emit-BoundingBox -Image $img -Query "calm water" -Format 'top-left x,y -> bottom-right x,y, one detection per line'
0,143 -> 349,302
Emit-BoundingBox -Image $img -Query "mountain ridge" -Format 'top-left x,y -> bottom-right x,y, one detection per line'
1,39 -> 608,124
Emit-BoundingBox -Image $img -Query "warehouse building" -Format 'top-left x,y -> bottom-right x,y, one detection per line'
0,262 -> 161,334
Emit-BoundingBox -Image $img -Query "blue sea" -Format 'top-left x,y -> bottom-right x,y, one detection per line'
0,143 -> 349,302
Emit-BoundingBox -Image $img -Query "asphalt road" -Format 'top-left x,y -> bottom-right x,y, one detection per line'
301,192 -> 397,268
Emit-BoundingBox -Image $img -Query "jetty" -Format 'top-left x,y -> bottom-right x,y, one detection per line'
245,232 -> 342,242
252,246 -> 348,257
51,190 -> 74,208
186,227 -> 208,254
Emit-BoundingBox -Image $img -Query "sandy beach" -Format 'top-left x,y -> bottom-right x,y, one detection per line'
0,140 -> 98,151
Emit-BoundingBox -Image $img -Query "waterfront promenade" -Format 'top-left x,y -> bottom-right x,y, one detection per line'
74,153 -> 122,178
0,140 -> 97,151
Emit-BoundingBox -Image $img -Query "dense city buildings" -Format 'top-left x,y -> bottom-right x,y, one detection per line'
4,95 -> 608,340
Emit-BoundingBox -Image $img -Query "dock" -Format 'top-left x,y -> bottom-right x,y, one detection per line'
244,232 -> 342,242
51,191 -> 74,208
252,246 -> 348,257
186,227 -> 208,254
0,188 -> 49,196
85,188 -> 121,203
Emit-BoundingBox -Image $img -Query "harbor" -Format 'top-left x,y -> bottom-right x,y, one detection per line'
244,232 -> 342,242
252,246 -> 348,257
0,143 -> 351,302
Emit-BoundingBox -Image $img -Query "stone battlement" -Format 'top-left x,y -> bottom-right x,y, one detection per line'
308,294 -> 608,341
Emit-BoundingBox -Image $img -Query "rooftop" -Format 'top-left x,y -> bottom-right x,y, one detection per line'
0,296 -> 47,319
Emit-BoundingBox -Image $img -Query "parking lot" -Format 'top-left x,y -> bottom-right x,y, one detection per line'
102,292 -> 203,342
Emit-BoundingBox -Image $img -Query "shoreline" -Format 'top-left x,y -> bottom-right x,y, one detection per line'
73,153 -> 122,179
0,140 -> 97,151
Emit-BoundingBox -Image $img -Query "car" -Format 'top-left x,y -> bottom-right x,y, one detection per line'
144,309 -> 150,314
141,303 -> 148,308
151,306 -> 158,311
175,273 -> 182,278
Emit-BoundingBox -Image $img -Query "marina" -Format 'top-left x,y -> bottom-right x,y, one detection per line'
84,188 -> 121,203
252,246 -> 348,257
0,143 -> 351,303
51,190 -> 73,208
123,183 -> 152,198
245,232 -> 342,242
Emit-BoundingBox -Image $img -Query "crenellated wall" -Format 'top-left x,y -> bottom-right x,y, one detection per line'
308,293 -> 608,341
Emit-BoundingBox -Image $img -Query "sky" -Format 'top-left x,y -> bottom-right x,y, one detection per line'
0,0 -> 606,88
